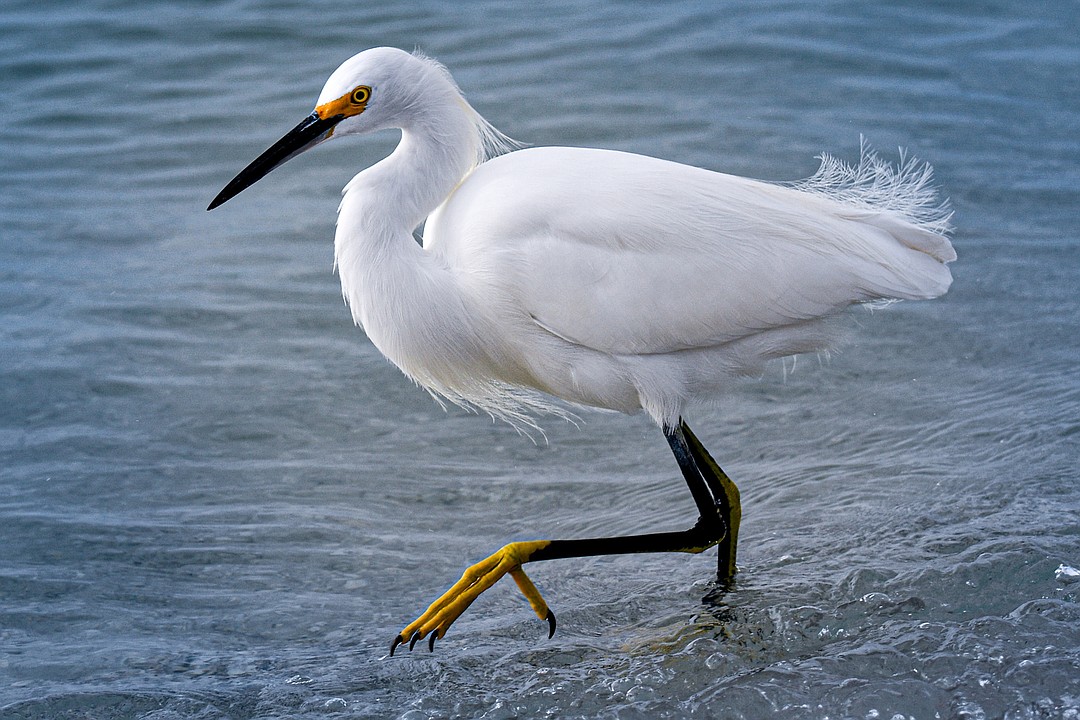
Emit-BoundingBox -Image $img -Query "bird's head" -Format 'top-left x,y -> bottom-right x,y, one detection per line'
207,47 -> 430,210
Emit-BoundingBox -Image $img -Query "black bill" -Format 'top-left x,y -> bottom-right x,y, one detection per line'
207,111 -> 344,210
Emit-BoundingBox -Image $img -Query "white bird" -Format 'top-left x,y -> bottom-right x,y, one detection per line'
208,47 -> 955,653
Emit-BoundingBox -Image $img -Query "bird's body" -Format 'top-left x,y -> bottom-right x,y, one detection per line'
332,68 -> 953,426
209,47 -> 955,651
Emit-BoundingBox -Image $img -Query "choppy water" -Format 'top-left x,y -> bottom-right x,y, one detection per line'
2,1 -> 1079,718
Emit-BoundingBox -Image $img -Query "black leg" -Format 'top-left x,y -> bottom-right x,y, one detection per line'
525,419 -> 738,571
679,420 -> 740,579
391,417 -> 741,652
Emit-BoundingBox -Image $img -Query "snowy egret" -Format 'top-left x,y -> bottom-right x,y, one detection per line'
208,47 -> 955,653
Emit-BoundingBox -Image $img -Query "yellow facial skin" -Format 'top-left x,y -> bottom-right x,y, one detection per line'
315,85 -> 371,122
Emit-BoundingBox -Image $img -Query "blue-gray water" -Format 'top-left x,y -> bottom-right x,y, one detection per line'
2,1 -> 1079,718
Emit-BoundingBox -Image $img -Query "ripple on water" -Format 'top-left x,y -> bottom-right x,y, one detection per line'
3,0 -> 1080,717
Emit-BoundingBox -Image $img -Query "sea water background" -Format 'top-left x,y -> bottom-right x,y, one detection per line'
2,1 -> 1079,718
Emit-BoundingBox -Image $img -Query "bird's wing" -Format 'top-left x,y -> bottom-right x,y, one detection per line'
426,146 -> 953,357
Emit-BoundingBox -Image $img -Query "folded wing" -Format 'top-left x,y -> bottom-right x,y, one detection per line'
427,146 -> 954,358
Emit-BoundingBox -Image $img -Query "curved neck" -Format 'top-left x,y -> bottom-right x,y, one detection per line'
333,92 -> 481,331
344,94 -> 479,241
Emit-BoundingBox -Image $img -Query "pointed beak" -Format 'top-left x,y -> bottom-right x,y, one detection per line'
207,110 -> 345,210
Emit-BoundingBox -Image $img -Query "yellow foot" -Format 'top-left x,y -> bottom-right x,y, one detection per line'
389,540 -> 556,654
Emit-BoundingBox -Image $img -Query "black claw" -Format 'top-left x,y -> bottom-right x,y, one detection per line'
408,631 -> 422,651
428,631 -> 438,652
546,610 -> 557,639
390,634 -> 404,657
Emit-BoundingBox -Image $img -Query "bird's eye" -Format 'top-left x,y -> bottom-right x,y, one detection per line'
351,86 -> 371,105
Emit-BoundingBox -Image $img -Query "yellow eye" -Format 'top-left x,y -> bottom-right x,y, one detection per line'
350,86 -> 371,105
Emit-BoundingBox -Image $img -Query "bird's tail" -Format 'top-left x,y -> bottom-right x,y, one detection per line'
791,138 -> 956,300
793,137 -> 955,260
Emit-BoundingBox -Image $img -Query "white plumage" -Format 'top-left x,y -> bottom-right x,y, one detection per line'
322,48 -> 953,428
208,47 -> 957,649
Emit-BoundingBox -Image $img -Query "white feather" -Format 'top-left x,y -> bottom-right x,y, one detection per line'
321,49 -> 954,428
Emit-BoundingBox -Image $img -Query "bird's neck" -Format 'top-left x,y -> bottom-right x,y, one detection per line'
336,96 -> 479,255
333,94 -> 482,338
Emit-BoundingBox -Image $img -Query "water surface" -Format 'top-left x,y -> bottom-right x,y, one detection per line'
2,1 -> 1079,718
